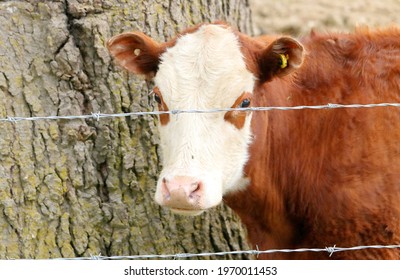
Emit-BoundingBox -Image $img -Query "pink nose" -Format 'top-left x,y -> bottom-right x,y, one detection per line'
159,176 -> 203,209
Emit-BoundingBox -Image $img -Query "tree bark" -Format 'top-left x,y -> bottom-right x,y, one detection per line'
0,0 -> 252,259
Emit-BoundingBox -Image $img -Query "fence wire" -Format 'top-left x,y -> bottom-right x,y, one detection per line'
52,244 -> 400,260
2,102 -> 400,123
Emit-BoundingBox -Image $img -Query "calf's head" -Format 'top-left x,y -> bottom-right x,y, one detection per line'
107,24 -> 304,215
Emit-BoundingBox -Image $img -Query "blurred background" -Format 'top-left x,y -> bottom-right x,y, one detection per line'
250,0 -> 400,36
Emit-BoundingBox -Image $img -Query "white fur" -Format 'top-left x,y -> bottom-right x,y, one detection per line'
154,24 -> 255,211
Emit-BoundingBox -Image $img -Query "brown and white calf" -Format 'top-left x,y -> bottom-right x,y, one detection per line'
107,23 -> 400,259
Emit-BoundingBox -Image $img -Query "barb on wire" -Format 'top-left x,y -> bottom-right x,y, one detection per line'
53,244 -> 400,260
1,102 -> 400,123
326,245 -> 337,257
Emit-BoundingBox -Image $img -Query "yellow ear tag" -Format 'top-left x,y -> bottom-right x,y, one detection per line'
279,53 -> 289,69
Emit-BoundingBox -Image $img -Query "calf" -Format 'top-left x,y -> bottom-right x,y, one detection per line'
107,23 -> 400,259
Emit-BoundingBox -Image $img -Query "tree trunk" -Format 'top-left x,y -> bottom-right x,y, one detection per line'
0,0 -> 252,259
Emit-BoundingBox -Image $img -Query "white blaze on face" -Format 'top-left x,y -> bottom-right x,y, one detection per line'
153,24 -> 255,215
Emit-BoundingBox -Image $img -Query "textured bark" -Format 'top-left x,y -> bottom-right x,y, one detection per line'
0,0 -> 252,259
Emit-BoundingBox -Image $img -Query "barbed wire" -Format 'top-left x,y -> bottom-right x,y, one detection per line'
54,244 -> 400,260
2,102 -> 400,123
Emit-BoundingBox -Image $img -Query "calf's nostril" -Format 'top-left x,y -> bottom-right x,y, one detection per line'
161,177 -> 171,200
189,181 -> 202,199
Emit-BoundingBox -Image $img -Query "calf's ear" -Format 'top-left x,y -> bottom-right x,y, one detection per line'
107,32 -> 164,79
257,37 -> 304,83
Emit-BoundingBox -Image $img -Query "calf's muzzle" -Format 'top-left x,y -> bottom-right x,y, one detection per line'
158,176 -> 204,211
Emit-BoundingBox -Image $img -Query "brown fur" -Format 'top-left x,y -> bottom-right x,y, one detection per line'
225,27 -> 400,259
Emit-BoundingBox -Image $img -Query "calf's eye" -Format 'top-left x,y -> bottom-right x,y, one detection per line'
151,87 -> 170,125
154,93 -> 162,104
239,98 -> 251,108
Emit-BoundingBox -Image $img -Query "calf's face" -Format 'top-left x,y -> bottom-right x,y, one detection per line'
107,24 -> 304,215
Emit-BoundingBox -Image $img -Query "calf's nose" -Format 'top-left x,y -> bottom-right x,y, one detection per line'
159,176 -> 203,209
